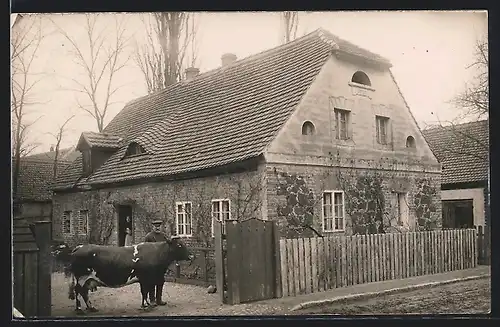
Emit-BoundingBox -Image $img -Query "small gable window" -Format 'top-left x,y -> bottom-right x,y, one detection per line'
406,136 -> 416,148
125,142 -> 146,157
351,71 -> 372,87
302,121 -> 315,136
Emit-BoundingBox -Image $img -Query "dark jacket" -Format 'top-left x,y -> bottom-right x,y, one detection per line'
144,231 -> 168,243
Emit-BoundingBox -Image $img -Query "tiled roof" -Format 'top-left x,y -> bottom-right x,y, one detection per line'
15,155 -> 73,201
78,131 -> 123,149
422,120 -> 489,185
25,147 -> 80,162
54,28 -> 392,189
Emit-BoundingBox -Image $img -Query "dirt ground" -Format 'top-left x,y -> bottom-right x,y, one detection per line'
292,278 -> 491,315
50,273 -> 288,316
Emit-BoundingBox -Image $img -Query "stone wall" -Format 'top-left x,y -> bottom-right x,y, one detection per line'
52,166 -> 266,247
266,162 -> 441,239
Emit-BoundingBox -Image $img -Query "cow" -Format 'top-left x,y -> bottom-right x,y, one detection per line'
51,237 -> 194,314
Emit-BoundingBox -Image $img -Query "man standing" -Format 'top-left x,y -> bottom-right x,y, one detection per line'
144,219 -> 168,306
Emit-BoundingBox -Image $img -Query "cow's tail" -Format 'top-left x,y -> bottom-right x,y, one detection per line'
68,276 -> 76,300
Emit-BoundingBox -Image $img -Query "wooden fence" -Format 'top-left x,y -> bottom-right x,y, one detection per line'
279,229 -> 477,297
165,247 -> 216,287
477,226 -> 491,265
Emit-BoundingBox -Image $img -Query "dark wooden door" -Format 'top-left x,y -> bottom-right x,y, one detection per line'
117,205 -> 133,246
442,200 -> 473,229
224,218 -> 281,304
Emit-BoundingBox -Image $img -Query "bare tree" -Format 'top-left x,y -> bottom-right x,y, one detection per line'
281,11 -> 299,44
47,115 -> 75,180
51,14 -> 132,132
451,37 -> 488,121
11,14 -> 46,205
133,12 -> 199,93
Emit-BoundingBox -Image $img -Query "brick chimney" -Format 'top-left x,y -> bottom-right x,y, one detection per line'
185,67 -> 200,80
221,53 -> 237,67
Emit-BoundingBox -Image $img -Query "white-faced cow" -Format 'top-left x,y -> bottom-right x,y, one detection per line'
51,237 -> 194,314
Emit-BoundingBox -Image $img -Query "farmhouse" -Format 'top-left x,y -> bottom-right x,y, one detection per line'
423,119 -> 489,228
52,28 -> 442,247
13,147 -> 79,224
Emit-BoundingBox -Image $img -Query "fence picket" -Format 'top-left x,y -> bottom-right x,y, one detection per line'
304,238 -> 311,294
331,236 -> 338,289
324,236 -> 331,289
310,237 -> 318,293
279,240 -> 288,297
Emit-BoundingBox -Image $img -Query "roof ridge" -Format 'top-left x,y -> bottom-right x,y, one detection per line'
423,119 -> 489,132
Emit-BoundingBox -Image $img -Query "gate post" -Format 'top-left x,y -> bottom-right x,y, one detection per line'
33,220 -> 52,317
213,221 -> 226,304
272,222 -> 282,298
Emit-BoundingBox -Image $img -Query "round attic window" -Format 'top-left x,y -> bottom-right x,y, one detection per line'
351,71 -> 372,87
302,121 -> 315,136
406,136 -> 416,148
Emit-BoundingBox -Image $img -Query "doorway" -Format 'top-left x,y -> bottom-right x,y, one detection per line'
117,205 -> 133,246
442,199 -> 474,229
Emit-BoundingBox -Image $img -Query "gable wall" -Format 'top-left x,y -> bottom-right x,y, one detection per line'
266,54 -> 439,166
264,54 -> 442,237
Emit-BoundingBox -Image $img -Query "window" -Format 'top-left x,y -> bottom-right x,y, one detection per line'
124,142 -> 146,157
323,191 -> 345,232
351,71 -> 371,86
406,136 -> 416,148
62,211 -> 72,234
78,210 -> 89,235
334,108 -> 350,140
376,115 -> 389,145
175,202 -> 192,237
212,199 -> 231,236
301,121 -> 315,136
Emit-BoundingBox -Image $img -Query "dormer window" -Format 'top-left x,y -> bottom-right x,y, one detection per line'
351,71 -> 371,86
301,121 -> 315,136
124,142 -> 146,157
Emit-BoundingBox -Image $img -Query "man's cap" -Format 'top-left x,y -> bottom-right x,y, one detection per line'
152,220 -> 163,225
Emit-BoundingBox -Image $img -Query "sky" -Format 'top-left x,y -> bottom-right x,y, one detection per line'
10,11 -> 488,154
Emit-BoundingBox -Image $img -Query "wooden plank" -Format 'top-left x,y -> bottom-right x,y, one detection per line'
413,232 -> 419,276
467,229 -> 472,268
271,222 -> 281,299
421,231 -> 425,275
398,232 -> 403,280
352,235 -> 359,285
361,235 -> 366,284
423,231 -> 428,275
317,237 -> 324,291
292,238 -> 300,295
356,235 -> 362,285
473,229 -> 478,267
367,234 -> 373,283
298,237 -> 305,294
304,237 -> 311,294
346,235 -> 352,286
330,236 -> 337,289
324,236 -> 331,289
382,233 -> 388,281
446,230 -> 451,272
24,253 -> 38,317
463,230 -> 468,269
279,239 -> 288,297
401,233 -> 408,278
341,235 -> 347,287
374,234 -> 380,282
459,229 -> 464,269
334,236 -> 341,288
213,221 -> 226,304
431,231 -> 436,275
310,237 -> 318,293
286,240 -> 295,296
13,253 -> 25,313
392,233 -> 398,280
436,230 -> 441,273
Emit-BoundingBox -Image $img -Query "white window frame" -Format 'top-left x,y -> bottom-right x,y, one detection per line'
334,108 -> 350,140
78,210 -> 89,235
211,199 -> 231,237
175,201 -> 193,237
62,210 -> 73,235
376,115 -> 389,145
322,191 -> 345,232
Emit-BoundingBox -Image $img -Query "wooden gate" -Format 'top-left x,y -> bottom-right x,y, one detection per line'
13,218 -> 52,318
215,218 -> 282,304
